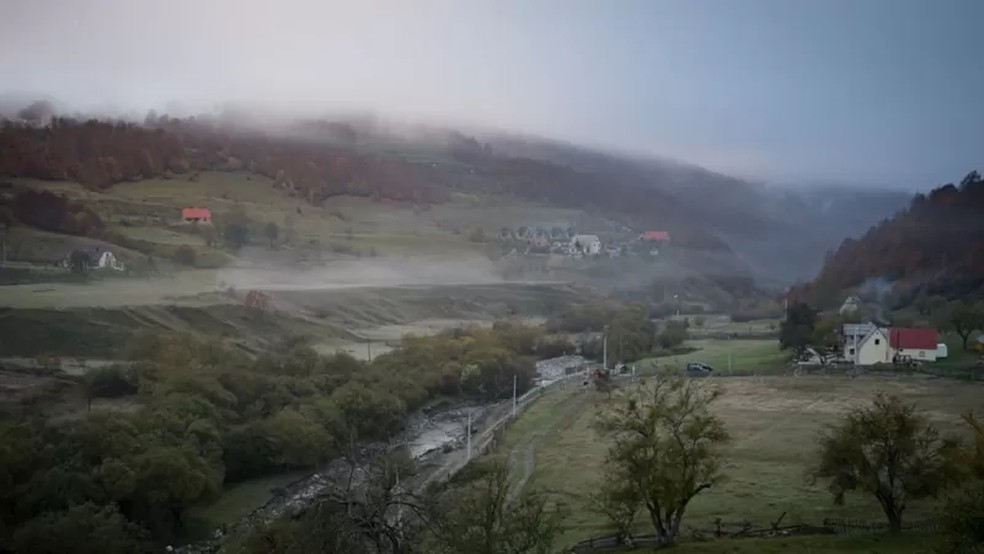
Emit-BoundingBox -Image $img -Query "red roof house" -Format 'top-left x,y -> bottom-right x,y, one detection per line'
181,207 -> 212,223
638,231 -> 670,241
889,328 -> 938,350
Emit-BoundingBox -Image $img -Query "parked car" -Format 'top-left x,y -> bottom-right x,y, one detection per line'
686,362 -> 714,376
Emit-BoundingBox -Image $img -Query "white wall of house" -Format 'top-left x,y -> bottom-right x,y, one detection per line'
895,347 -> 937,362
855,330 -> 891,366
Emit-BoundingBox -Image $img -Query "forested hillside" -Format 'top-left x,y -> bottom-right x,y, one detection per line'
794,171 -> 984,307
0,112 -> 911,289
0,117 -> 731,252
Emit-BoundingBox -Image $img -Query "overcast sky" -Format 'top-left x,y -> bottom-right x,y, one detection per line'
1,0 -> 981,188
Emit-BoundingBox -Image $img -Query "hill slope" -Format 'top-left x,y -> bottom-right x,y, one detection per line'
0,113 -> 908,290
793,170 -> 984,307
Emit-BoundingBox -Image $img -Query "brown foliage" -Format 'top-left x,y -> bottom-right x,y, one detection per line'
796,171 -> 984,306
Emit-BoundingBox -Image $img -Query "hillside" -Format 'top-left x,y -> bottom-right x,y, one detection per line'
793,171 -> 984,307
0,113 -> 908,293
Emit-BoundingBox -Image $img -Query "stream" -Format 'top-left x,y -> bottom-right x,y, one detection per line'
175,403 -> 490,553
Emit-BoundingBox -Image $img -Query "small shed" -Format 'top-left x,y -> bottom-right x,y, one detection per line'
182,207 -> 212,224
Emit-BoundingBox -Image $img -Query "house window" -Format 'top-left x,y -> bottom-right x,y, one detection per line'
848,348 -> 855,355
874,338 -> 880,345
919,350 -> 925,357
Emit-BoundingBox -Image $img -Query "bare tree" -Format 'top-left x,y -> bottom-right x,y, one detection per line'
596,374 -> 729,545
430,460 -> 563,554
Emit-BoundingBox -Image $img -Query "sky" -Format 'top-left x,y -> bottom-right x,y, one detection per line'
0,0 -> 981,188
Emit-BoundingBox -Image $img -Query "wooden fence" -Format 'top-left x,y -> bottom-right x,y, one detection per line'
567,517 -> 942,552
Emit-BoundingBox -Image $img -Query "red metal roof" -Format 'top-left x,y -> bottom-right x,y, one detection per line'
639,231 -> 670,241
182,207 -> 211,220
889,328 -> 937,350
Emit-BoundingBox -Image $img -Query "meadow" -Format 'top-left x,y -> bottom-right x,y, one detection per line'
500,374 -> 983,548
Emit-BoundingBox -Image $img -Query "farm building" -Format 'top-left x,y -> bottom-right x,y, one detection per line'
64,247 -> 124,271
839,295 -> 862,315
889,327 -> 938,363
841,323 -> 939,365
570,234 -> 601,256
638,230 -> 670,242
181,207 -> 212,224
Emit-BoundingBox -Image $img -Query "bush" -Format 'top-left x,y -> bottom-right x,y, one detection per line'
658,320 -> 689,349
172,244 -> 196,266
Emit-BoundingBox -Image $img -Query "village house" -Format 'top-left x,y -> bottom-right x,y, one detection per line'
841,323 -> 939,365
64,247 -> 125,271
569,234 -> 602,256
889,327 -> 939,363
181,207 -> 212,224
839,295 -> 862,315
638,231 -> 670,242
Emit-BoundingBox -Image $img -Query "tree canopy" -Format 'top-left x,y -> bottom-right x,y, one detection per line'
812,394 -> 960,532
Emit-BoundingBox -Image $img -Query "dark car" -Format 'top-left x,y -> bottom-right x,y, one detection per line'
686,362 -> 714,376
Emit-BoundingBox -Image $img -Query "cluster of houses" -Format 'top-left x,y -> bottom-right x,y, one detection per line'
504,228 -> 671,259
62,246 -> 125,272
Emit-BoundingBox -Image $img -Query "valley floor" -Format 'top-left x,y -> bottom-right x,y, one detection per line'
497,374 -> 982,549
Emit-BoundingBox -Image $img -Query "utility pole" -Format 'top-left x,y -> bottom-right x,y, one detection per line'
466,412 -> 472,460
512,374 -> 517,417
395,466 -> 402,523
366,339 -> 372,362
602,325 -> 609,370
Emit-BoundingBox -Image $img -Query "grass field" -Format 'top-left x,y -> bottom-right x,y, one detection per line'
639,338 -> 791,374
501,374 -> 983,547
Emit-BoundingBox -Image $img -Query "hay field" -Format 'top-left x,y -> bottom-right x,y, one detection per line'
503,375 -> 983,547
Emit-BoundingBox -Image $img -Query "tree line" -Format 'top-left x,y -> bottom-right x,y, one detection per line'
794,171 -> 984,309
0,322 -> 569,552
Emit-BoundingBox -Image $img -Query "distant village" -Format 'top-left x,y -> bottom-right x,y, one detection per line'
497,226 -> 671,260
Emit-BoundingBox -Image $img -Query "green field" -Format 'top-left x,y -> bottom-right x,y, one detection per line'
500,374 -> 983,548
639,338 -> 791,374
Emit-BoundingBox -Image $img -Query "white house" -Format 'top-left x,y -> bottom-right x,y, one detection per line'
842,323 -> 938,366
839,295 -> 862,315
852,327 -> 891,366
570,234 -> 602,256
95,250 -> 124,271
842,323 -> 877,360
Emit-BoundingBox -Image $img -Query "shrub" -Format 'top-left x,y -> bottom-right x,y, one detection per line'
172,244 -> 196,266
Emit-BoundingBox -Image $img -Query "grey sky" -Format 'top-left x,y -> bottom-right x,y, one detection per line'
1,0 -> 981,187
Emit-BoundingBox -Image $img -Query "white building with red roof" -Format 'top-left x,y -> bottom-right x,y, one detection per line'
889,327 -> 939,363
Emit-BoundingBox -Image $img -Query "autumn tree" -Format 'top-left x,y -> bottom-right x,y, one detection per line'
942,301 -> 984,351
430,460 -> 563,554
812,394 -> 960,532
264,221 -> 279,248
596,374 -> 729,545
12,503 -> 146,554
172,244 -> 196,266
588,469 -> 642,545
657,319 -> 687,350
779,302 -> 818,357
941,413 -> 984,552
